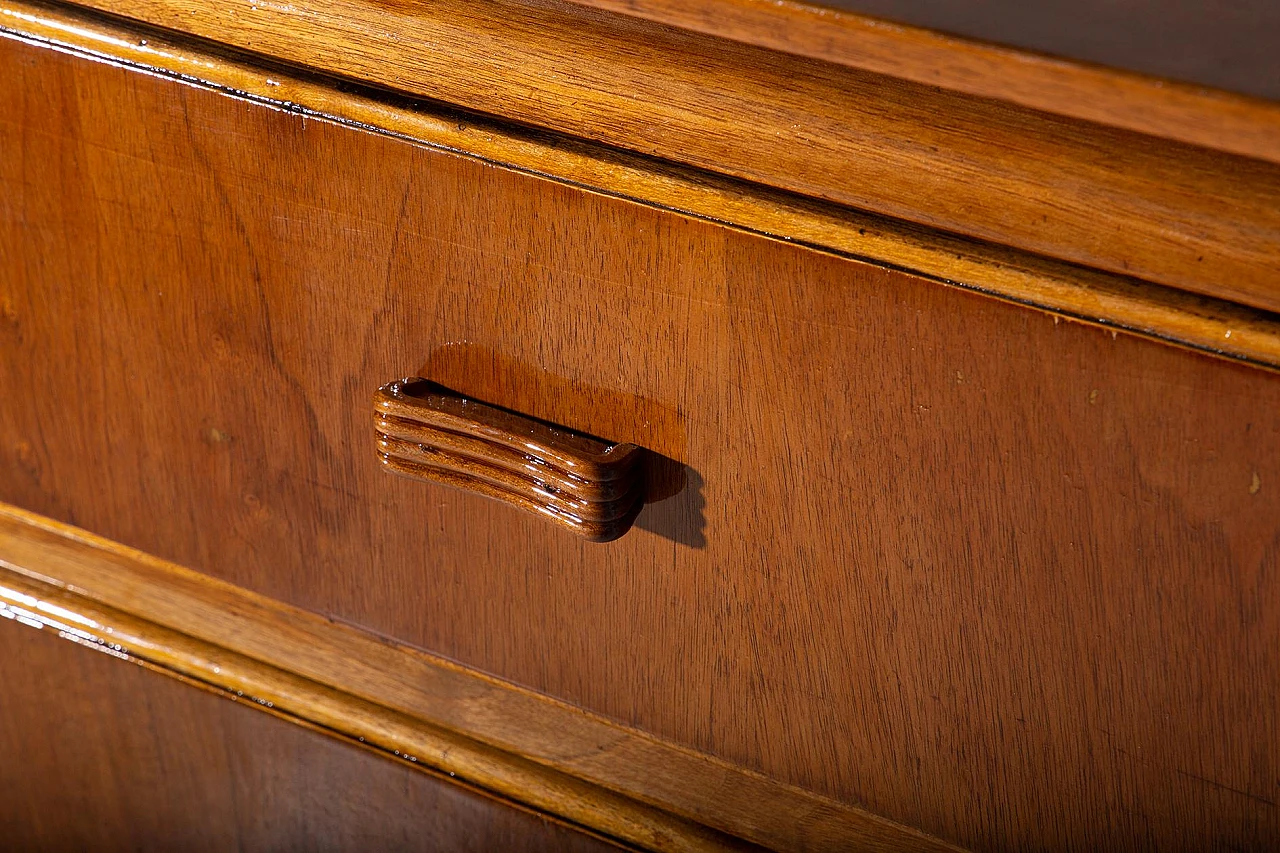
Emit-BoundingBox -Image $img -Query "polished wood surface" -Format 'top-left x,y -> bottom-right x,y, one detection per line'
8,0 -> 1280,373
376,379 -> 645,542
0,503 -> 945,853
572,0 -> 1280,164
48,0 -> 1280,313
0,598 -> 621,852
3,31 -> 1280,852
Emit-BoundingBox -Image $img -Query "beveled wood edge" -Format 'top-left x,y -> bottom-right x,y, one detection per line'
3,0 -> 1279,374
0,582 -> 640,853
108,665 -> 643,853
34,0 -> 1280,312
0,502 -> 964,852
569,0 -> 1280,166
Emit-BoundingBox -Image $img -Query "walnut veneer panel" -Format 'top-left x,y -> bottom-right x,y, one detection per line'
2,39 -> 1279,850
53,0 -> 1280,313
0,614 -> 618,851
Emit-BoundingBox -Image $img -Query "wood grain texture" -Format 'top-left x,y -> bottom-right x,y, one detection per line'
3,32 -> 1280,852
375,379 -> 646,542
0,504 -> 950,853
39,0 -> 1280,313
0,589 -> 622,852
7,0 -> 1280,373
569,0 -> 1280,163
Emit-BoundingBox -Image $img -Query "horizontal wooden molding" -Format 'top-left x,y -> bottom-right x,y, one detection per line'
4,0 -> 1280,376
23,0 -> 1280,315
570,0 -> 1280,167
0,502 -> 962,852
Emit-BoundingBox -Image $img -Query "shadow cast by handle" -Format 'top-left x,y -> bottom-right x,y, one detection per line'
635,454 -> 706,550
418,342 -> 706,549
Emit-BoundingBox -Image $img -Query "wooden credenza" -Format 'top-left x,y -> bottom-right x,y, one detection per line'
2,1 -> 1279,850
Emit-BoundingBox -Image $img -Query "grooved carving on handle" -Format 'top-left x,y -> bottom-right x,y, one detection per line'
374,378 -> 645,542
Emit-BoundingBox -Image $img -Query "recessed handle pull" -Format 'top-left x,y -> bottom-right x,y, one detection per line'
374,378 -> 645,542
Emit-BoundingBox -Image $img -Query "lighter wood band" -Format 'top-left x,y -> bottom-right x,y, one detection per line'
0,502 -> 963,852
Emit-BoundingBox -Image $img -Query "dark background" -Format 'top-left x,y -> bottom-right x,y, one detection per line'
826,0 -> 1280,101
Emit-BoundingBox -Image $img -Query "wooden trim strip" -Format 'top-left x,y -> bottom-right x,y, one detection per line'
0,574 -> 657,853
0,502 -> 963,853
3,0 -> 1280,375
28,0 -> 1280,314
12,0 -> 1280,376
569,0 -> 1280,167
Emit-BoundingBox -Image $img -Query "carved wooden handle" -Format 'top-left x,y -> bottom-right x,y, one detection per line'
374,378 -> 645,542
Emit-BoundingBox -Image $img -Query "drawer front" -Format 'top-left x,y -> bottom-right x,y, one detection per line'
3,37 -> 1279,850
0,593 -> 617,852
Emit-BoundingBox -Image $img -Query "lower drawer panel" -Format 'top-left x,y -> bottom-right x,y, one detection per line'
0,601 -> 615,851
2,36 -> 1278,849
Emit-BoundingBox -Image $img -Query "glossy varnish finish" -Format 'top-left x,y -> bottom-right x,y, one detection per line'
0,604 -> 620,852
375,379 -> 645,542
7,0 -> 1280,373
0,502 -> 953,853
51,0 -> 1280,313
572,0 -> 1280,163
3,37 -> 1280,850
